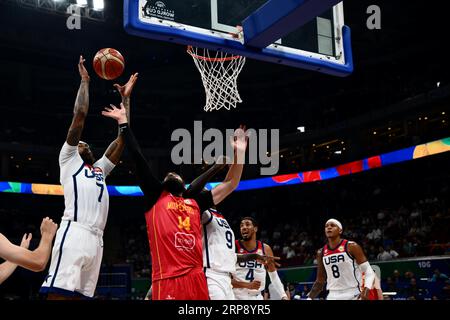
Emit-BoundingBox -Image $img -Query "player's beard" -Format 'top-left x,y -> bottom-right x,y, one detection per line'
80,151 -> 95,165
162,177 -> 186,196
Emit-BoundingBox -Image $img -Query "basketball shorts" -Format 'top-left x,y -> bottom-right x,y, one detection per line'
40,220 -> 104,298
152,268 -> 209,300
327,288 -> 361,300
205,269 -> 235,300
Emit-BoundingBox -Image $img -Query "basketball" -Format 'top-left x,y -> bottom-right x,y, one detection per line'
93,48 -> 125,80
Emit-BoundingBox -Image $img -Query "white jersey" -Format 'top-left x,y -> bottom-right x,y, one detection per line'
59,142 -> 115,231
233,240 -> 266,298
322,239 -> 361,292
202,209 -> 236,273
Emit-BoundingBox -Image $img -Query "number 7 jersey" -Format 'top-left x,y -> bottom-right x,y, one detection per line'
59,142 -> 115,231
322,239 -> 362,291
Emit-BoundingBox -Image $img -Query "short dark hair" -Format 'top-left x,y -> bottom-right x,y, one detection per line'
240,217 -> 258,228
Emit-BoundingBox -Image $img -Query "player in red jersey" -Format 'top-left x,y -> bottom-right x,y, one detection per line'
103,104 -> 248,300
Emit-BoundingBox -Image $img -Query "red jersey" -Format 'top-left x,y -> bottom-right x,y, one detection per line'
145,191 -> 204,281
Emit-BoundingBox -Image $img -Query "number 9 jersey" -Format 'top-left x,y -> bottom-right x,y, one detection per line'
202,208 -> 236,273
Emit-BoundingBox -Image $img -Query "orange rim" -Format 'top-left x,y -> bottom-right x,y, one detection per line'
187,45 -> 242,62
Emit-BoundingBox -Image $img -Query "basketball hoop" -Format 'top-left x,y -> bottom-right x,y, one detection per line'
187,46 -> 246,112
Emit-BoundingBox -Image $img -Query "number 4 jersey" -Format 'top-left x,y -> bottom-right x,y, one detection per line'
322,239 -> 362,292
233,240 -> 267,298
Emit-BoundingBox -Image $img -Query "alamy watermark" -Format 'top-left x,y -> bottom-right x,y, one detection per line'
171,121 -> 279,176
67,4 -> 81,30
366,5 -> 381,30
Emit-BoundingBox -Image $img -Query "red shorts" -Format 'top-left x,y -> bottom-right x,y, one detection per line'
152,268 -> 209,300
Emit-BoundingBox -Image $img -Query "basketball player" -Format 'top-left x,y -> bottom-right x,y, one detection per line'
232,217 -> 287,300
102,104 -> 248,300
202,208 -> 279,300
40,56 -> 138,299
307,219 -> 376,300
0,217 -> 57,284
191,163 -> 279,300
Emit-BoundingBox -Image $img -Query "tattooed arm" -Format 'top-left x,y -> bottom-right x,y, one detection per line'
66,56 -> 90,146
103,73 -> 138,165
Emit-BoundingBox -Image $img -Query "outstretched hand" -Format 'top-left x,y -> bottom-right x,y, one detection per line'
230,125 -> 248,163
102,103 -> 128,124
78,55 -> 90,81
256,254 -> 281,268
114,73 -> 138,98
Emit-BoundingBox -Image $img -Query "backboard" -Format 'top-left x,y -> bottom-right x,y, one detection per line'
124,0 -> 353,76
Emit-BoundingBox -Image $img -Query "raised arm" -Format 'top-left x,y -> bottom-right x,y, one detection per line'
66,56 -> 90,146
102,105 -> 163,209
0,233 -> 32,284
307,249 -> 327,299
183,158 -> 228,199
103,73 -> 138,165
0,218 -> 57,273
210,126 -> 247,205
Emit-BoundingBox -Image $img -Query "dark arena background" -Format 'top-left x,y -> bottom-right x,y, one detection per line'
0,0 -> 449,305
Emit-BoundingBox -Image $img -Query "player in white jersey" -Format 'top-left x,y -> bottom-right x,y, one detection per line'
202,208 -> 237,300
184,160 -> 275,300
40,56 -> 138,299
232,217 -> 286,300
307,219 -> 375,300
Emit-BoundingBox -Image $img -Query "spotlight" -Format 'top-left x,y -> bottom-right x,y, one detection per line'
93,0 -> 104,10
76,0 -> 88,6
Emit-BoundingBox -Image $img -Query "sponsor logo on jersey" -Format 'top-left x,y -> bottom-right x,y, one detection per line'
338,245 -> 345,252
323,254 -> 345,265
174,232 -> 196,250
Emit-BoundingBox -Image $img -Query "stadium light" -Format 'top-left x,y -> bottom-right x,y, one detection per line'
76,0 -> 88,6
93,0 -> 104,11
297,126 -> 305,133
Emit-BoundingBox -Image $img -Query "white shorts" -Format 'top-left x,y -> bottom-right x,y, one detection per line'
205,269 -> 235,300
40,220 -> 104,298
233,288 -> 264,300
327,288 -> 361,300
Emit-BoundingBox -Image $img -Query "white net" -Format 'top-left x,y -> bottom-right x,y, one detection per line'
187,46 -> 246,112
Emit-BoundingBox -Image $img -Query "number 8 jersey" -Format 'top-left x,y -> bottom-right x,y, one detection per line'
322,239 -> 361,291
